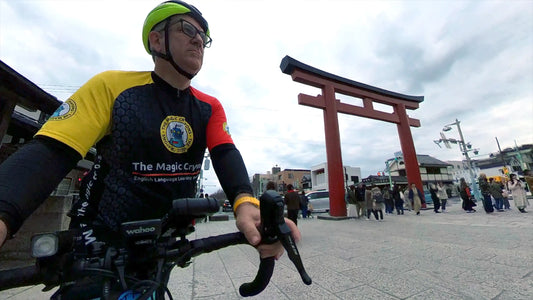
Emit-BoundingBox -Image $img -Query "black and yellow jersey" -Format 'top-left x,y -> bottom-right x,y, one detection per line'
37,71 -> 234,229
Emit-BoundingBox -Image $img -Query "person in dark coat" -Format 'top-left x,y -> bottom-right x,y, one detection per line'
299,191 -> 309,218
459,178 -> 476,213
392,184 -> 404,215
489,178 -> 504,212
429,183 -> 441,213
355,183 -> 366,218
478,173 -> 494,213
284,184 -> 301,225
383,186 -> 394,214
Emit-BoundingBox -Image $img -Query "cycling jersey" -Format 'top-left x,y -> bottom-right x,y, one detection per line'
37,71 -> 235,230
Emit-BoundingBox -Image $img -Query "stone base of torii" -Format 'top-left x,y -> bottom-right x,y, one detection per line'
280,56 -> 425,216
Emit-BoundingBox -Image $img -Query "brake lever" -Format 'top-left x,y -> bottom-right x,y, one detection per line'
239,190 -> 312,297
260,190 -> 312,285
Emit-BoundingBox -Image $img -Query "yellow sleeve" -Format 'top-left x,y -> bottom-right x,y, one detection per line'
36,71 -> 152,157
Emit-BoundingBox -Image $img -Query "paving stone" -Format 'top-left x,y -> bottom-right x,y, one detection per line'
3,197 -> 533,299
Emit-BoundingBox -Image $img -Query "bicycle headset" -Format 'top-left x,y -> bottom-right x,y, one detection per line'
142,0 -> 211,79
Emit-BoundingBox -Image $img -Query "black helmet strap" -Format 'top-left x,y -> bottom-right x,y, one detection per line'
151,18 -> 196,80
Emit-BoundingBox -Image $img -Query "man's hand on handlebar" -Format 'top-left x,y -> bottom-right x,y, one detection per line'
234,201 -> 301,259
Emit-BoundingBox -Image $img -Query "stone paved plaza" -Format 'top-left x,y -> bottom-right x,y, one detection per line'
2,197 -> 532,299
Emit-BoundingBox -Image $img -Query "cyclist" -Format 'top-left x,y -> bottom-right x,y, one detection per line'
0,0 -> 299,261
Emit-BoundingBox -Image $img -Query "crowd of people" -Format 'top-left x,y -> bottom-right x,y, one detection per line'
345,183 -> 425,220
284,171 -> 531,222
457,172 -> 531,214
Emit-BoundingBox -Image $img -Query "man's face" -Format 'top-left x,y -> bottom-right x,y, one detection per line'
166,15 -> 205,74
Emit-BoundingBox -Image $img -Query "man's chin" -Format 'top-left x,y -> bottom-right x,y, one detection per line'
181,61 -> 203,75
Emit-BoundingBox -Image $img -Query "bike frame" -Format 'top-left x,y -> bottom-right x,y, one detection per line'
0,192 -> 311,299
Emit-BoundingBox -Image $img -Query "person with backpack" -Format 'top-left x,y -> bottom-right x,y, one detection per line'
355,183 -> 366,218
371,185 -> 385,221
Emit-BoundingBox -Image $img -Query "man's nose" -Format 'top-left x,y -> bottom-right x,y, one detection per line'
190,33 -> 204,47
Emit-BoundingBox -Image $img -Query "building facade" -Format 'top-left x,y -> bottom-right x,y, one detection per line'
310,163 -> 361,191
251,166 -> 311,197
387,154 -> 454,197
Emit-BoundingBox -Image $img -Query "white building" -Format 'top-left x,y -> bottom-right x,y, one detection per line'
310,162 -> 361,191
446,160 -> 481,185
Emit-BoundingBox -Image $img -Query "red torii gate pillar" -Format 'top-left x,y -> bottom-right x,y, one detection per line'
281,56 -> 425,217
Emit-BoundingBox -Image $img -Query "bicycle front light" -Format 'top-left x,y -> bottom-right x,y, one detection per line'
31,233 -> 59,258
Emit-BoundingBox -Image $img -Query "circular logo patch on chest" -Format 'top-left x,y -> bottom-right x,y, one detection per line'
160,116 -> 193,153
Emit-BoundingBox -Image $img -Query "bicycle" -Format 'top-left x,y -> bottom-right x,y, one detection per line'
0,190 -> 311,299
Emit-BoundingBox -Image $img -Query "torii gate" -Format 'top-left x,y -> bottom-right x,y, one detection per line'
280,56 -> 424,217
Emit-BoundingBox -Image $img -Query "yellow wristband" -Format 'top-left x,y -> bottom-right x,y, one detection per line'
233,196 -> 260,213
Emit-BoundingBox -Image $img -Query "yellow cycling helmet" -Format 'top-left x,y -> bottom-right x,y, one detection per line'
142,1 -> 210,54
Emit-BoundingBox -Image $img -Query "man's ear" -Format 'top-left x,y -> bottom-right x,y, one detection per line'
148,31 -> 164,54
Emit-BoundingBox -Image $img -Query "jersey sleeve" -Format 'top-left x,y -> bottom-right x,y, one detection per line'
191,87 -> 234,150
36,72 -> 114,156
36,71 -> 152,157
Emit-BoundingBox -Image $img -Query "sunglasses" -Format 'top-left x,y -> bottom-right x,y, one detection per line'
172,19 -> 212,48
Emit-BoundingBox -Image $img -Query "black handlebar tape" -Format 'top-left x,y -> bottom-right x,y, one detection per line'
238,257 -> 275,297
0,265 -> 41,291
187,232 -> 247,257
171,198 -> 220,216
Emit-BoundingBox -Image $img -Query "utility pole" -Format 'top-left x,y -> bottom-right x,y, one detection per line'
437,119 -> 480,200
495,137 -> 509,178
454,119 -> 480,200
495,137 -> 507,166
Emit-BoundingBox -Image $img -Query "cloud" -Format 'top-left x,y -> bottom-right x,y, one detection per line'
1,0 -> 532,195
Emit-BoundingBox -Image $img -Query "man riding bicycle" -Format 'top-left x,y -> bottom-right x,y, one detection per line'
0,0 -> 299,282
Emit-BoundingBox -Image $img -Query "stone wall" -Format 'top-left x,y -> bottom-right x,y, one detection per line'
0,195 -> 73,269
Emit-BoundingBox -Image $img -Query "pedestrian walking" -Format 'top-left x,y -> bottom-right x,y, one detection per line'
429,183 -> 441,213
365,185 -> 374,220
408,183 -> 423,215
403,187 -> 412,211
355,183 -> 366,218
284,184 -> 300,225
383,186 -> 394,214
437,182 -> 448,212
459,178 -> 476,213
502,184 -> 511,210
371,185 -> 384,220
507,174 -> 529,213
478,173 -> 494,213
299,190 -> 309,219
489,178 -> 504,212
347,185 -> 358,218
392,184 -> 404,215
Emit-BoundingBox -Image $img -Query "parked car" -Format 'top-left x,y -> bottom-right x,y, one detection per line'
305,190 -> 330,213
423,190 -> 433,205
222,200 -> 232,212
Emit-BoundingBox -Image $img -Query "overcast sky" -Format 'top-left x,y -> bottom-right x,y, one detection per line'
1,0 -> 532,194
